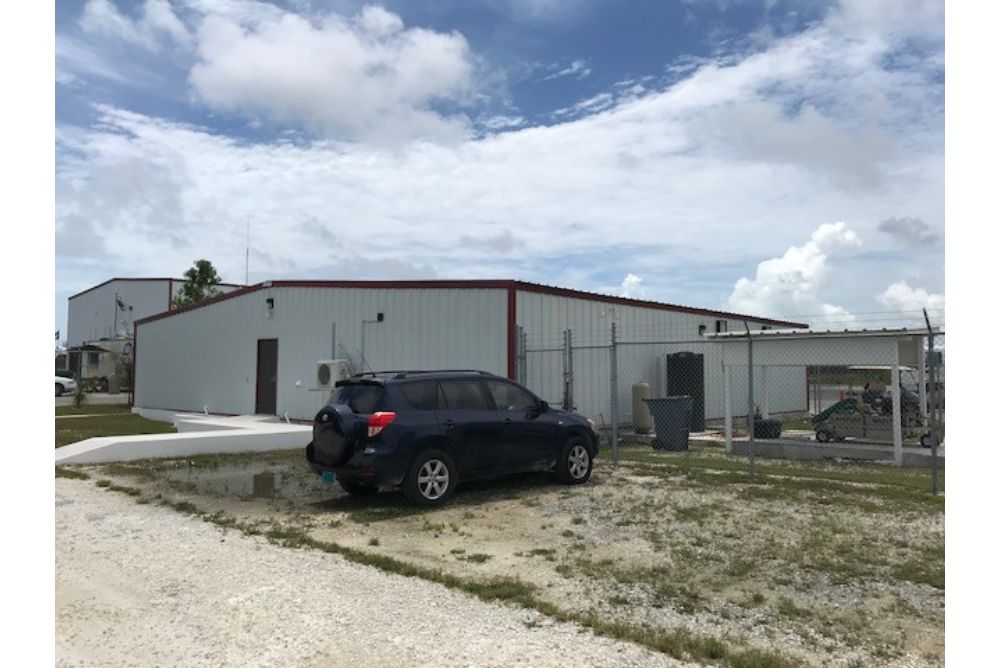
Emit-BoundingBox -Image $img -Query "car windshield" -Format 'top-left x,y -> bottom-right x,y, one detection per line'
328,383 -> 384,414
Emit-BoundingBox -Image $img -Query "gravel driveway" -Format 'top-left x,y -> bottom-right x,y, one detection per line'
56,479 -> 684,667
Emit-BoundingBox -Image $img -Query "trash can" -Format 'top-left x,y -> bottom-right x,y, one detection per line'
643,396 -> 693,451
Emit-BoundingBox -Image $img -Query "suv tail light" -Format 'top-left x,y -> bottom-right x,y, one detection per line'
367,411 -> 397,438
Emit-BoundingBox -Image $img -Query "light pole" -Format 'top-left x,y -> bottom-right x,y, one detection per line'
360,312 -> 385,372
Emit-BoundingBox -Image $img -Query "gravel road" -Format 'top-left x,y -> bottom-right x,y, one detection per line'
56,479 -> 684,667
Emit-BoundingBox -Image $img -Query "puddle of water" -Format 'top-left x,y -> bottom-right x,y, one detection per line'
161,465 -> 334,500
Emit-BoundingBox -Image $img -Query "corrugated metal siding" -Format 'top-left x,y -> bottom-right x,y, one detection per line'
66,279 -> 241,346
67,280 -> 173,346
516,290 -> 806,422
135,286 -> 508,420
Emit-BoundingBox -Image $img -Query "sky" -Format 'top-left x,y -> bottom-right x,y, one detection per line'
54,0 -> 945,339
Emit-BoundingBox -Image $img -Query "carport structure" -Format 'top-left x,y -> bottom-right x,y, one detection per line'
707,328 -> 941,466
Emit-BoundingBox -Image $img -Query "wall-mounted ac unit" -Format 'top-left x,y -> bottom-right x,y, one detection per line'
316,359 -> 351,389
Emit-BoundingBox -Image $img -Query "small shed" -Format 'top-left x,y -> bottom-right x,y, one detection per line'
706,328 -> 942,466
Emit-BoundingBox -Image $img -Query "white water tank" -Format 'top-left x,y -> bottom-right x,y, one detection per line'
632,382 -> 652,434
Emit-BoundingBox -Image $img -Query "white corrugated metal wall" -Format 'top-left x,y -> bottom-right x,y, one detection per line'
68,280 -> 174,346
135,286 -> 508,420
67,279 -> 242,347
515,290 -> 807,423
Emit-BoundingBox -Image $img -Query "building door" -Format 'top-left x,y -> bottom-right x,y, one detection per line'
256,339 -> 278,415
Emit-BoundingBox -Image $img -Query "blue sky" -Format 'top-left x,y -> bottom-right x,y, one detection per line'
55,0 -> 945,339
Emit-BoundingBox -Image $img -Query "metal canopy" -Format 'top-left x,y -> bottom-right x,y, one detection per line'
705,327 -> 942,467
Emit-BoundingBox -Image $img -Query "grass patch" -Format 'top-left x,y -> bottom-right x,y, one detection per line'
892,560 -> 945,590
55,466 -> 90,480
459,553 -> 493,564
56,404 -> 132,416
56,414 -> 175,447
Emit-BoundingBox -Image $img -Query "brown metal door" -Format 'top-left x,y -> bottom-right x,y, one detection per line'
255,339 -> 278,415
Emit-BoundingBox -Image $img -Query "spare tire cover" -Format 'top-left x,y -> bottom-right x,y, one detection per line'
313,403 -> 361,466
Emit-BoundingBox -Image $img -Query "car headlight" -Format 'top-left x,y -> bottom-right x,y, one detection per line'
586,417 -> 598,433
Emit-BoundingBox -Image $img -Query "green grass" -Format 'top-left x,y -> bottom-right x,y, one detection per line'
616,445 -> 945,504
55,466 -> 90,480
56,403 -> 132,416
55,413 -> 175,447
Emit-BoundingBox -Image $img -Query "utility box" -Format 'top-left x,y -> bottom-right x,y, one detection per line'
666,352 -> 705,431
644,396 -> 693,451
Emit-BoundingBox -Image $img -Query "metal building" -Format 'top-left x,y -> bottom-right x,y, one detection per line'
67,277 -> 243,346
132,280 -> 805,421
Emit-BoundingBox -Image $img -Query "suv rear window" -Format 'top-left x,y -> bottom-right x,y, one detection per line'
400,380 -> 444,410
328,383 -> 384,414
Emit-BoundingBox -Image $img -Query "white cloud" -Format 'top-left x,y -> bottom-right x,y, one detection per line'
80,0 -> 192,50
480,115 -> 525,131
877,281 -> 944,313
619,274 -> 645,299
56,0 -> 944,327
726,223 -> 862,323
542,58 -> 591,81
187,6 -> 477,143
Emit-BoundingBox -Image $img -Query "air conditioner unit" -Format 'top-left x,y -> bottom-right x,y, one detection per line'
316,359 -> 351,389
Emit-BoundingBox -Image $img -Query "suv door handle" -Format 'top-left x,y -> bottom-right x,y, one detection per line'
443,419 -> 455,430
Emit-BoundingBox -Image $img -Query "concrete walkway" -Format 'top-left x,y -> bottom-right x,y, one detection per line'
55,412 -> 310,465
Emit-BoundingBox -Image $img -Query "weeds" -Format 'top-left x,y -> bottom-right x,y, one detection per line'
55,467 -> 89,480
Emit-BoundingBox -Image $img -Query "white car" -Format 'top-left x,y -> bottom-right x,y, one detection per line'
55,375 -> 78,397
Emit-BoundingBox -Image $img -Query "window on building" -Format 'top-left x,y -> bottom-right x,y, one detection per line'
698,324 -> 707,336
715,320 -> 728,333
87,351 -> 100,366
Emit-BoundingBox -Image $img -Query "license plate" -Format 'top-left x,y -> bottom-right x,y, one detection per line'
322,471 -> 336,484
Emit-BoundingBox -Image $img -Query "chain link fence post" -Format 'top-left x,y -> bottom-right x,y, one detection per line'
562,328 -> 575,410
610,321 -> 619,466
923,309 -> 939,495
744,320 -> 756,478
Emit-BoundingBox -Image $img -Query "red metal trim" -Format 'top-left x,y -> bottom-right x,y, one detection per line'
133,278 -> 807,330
510,280 -> 807,329
507,287 -> 517,379
135,283 -> 264,326
272,279 -> 515,290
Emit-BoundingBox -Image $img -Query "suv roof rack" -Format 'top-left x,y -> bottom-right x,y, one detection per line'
349,369 -> 497,380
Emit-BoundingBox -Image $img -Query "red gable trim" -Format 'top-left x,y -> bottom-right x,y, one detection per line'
134,279 -> 807,330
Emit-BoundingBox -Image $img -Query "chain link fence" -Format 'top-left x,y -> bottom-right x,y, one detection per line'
516,318 -> 944,480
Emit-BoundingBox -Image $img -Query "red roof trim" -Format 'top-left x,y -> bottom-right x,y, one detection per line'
511,280 -> 806,328
68,277 -> 245,301
135,283 -> 264,325
506,287 -> 517,379
134,279 -> 807,330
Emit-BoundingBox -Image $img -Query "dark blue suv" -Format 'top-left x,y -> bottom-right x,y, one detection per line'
306,370 -> 600,506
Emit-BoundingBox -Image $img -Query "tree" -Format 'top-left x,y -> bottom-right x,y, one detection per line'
172,259 -> 224,308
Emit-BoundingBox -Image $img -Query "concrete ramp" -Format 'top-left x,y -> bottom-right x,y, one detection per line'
730,439 -> 944,468
55,410 -> 311,465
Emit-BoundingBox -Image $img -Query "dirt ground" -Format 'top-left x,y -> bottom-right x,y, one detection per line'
64,441 -> 944,667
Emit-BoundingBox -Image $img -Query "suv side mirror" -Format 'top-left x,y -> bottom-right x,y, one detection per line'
536,400 -> 549,413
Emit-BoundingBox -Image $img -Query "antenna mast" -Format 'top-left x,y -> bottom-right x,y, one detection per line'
245,219 -> 250,286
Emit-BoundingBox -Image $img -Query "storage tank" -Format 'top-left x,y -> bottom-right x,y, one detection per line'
632,382 -> 652,434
